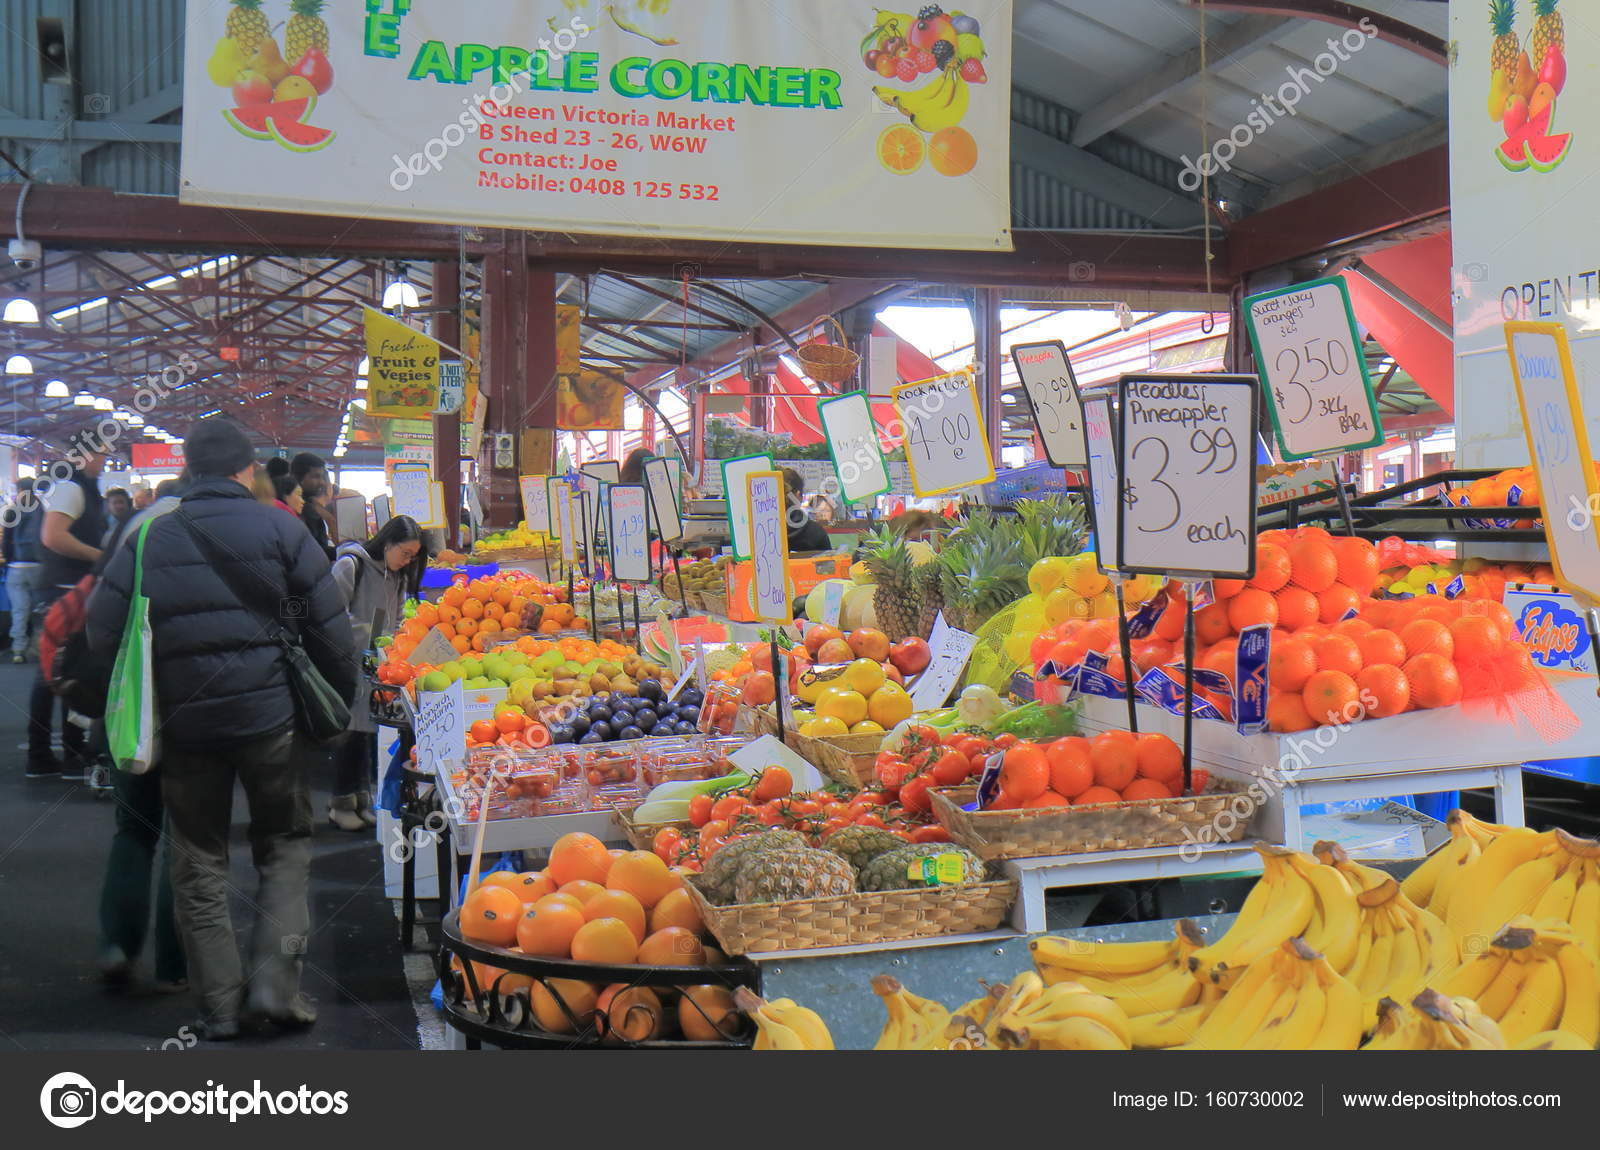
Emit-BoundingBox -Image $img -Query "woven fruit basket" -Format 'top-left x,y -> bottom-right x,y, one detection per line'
683,875 -> 1016,955
700,590 -> 729,618
613,805 -> 694,851
929,782 -> 1253,861
780,729 -> 881,789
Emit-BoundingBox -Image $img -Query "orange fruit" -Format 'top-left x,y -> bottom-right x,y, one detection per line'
637,926 -> 705,966
479,870 -> 528,896
1089,732 -> 1138,792
649,887 -> 705,936
534,892 -> 585,914
1155,599 -> 1187,642
584,890 -> 648,943
548,832 -> 613,886
460,884 -> 522,947
1310,634 -> 1363,677
455,618 -> 479,639
1249,542 -> 1292,591
1274,587 -> 1321,631
999,744 -> 1051,802
515,900 -> 586,957
1302,669 -> 1361,726
530,978 -> 599,1034
468,718 -> 498,744
1449,615 -> 1505,663
1026,792 -> 1071,808
1074,785 -> 1124,807
1195,603 -> 1234,645
494,709 -> 525,734
1045,736 -> 1094,799
1227,588 -> 1279,632
1399,619 -> 1454,660
1330,537 -> 1380,595
1201,639 -> 1239,685
1213,578 -> 1246,599
436,603 -> 461,625
877,123 -> 925,174
1267,691 -> 1315,732
1123,778 -> 1174,801
1134,733 -> 1183,787
558,878 -> 606,905
1404,653 -> 1462,708
1331,617 -> 1373,640
679,985 -> 742,1042
1288,539 -> 1338,593
1357,629 -> 1407,668
1268,636 -> 1319,693
511,870 -> 555,902
1356,664 -> 1410,718
606,851 -> 682,909
928,126 -> 978,177
570,917 -> 639,965
461,597 -> 485,620
1317,583 -> 1362,625
441,585 -> 467,607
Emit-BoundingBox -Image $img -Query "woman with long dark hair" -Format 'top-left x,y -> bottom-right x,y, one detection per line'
326,515 -> 427,830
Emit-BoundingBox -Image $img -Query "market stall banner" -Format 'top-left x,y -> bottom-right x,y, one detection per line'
178,0 -> 1013,252
364,308 -> 442,418
131,444 -> 185,471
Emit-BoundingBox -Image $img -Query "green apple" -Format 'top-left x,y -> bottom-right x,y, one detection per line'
438,661 -> 465,681
420,670 -> 451,692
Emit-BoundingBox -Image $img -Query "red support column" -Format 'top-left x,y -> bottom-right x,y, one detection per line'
433,259 -> 462,545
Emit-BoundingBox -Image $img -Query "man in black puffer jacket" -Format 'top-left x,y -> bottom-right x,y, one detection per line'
87,418 -> 357,1041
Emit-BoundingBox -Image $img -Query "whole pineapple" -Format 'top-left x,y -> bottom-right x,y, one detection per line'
1529,0 -> 1563,67
913,562 -> 944,641
822,825 -> 907,874
699,829 -> 802,904
859,843 -> 985,893
860,524 -> 920,642
286,0 -> 330,63
226,0 -> 272,54
733,847 -> 856,904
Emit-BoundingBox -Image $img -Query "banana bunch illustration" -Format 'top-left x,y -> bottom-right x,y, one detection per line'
734,988 -> 835,1051
874,69 -> 970,134
871,975 -> 952,1051
1030,919 -> 1222,1029
1401,808 -> 1510,912
1362,989 -> 1507,1051
1176,937 -> 1364,1051
992,977 -> 1132,1051
1435,917 -> 1600,1048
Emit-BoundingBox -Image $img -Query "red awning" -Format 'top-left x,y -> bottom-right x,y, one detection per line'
1339,230 -> 1454,414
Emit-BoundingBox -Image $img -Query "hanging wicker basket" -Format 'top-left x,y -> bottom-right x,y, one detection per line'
794,315 -> 861,385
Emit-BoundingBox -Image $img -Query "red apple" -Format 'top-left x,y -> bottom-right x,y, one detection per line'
291,47 -> 335,95
1539,46 -> 1566,96
231,70 -> 273,106
889,637 -> 932,677
815,638 -> 854,665
847,627 -> 891,662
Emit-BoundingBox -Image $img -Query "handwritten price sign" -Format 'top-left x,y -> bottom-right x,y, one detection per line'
722,454 -> 775,561
608,484 -> 652,583
892,370 -> 995,496
415,678 -> 466,772
819,391 -> 891,504
1116,374 -> 1260,580
644,456 -> 685,544
1010,340 -> 1087,468
1506,322 -> 1600,603
1080,393 -> 1121,572
1245,278 -> 1384,461
746,470 -> 793,623
519,475 -> 551,534
556,485 -> 577,565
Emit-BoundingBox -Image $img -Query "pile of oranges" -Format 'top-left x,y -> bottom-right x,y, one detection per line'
987,731 -> 1203,810
456,832 -> 742,1042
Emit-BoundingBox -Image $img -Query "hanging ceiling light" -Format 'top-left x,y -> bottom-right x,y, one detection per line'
3,299 -> 40,325
381,265 -> 420,311
93,396 -> 114,411
44,379 -> 70,398
113,409 -> 132,422
5,354 -> 33,375
127,411 -> 145,426
73,390 -> 95,406
142,427 -> 159,437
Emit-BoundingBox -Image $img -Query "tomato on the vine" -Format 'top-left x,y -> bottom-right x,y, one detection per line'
652,826 -> 683,863
911,825 -> 953,843
876,758 -> 913,791
853,812 -> 888,829
711,795 -> 748,824
957,737 -> 992,764
992,733 -> 1020,750
756,803 -> 786,826
752,766 -> 793,803
687,793 -> 714,827
930,750 -> 972,786
899,774 -> 934,814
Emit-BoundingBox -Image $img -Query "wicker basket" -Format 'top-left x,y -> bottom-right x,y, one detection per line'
781,729 -> 881,789
684,875 -> 1016,955
794,315 -> 860,385
701,590 -> 729,618
613,805 -> 693,851
929,782 -> 1253,861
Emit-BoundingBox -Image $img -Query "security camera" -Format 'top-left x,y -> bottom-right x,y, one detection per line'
8,239 -> 41,271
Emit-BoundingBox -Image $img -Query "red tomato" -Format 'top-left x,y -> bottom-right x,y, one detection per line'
756,803 -> 786,826
853,812 -> 888,829
992,733 -> 1020,749
956,737 -> 992,763
852,790 -> 889,810
899,774 -> 934,814
1188,767 -> 1210,795
930,750 -> 972,786
711,795 -> 748,824
911,825 -> 953,843
752,766 -> 793,803
652,827 -> 683,863
687,793 -> 714,828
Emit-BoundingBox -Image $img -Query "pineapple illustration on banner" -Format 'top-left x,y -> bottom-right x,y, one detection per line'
209,0 -> 336,153
1488,0 -> 1571,173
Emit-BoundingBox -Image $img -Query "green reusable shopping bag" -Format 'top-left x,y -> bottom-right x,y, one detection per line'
107,518 -> 159,774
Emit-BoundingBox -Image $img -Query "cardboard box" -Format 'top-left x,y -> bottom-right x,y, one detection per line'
723,553 -> 852,622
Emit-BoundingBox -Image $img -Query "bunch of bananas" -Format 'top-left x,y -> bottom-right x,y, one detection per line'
1178,937 -> 1364,1050
871,975 -> 951,1051
734,988 -> 834,1050
1187,846 -> 1317,984
989,972 -> 1132,1051
1401,808 -> 1512,915
1363,989 -> 1507,1051
1440,827 -> 1600,954
1435,917 -> 1599,1047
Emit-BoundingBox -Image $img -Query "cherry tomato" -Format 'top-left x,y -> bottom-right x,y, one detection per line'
941,729 -> 968,747
1188,767 -> 1210,795
852,790 -> 889,809
687,793 -> 714,827
992,733 -> 1020,750
853,812 -> 888,829
956,737 -> 992,763
652,827 -> 683,863
756,803 -> 786,826
876,759 -> 913,792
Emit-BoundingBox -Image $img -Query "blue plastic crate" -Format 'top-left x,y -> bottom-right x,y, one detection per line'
420,562 -> 500,588
986,460 -> 1076,503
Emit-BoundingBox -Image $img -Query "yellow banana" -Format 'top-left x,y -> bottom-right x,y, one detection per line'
1344,907 -> 1377,989
1445,828 -> 1556,941
1192,852 -> 1315,981
1243,977 -> 1311,1050
1294,855 -> 1361,976
1450,995 -> 1507,1047
1379,905 -> 1429,1004
874,69 -> 970,135
981,971 -> 1044,1046
1440,949 -> 1508,1001
1569,861 -> 1600,957
1402,828 -> 1464,907
1309,962 -> 1363,1051
1554,935 -> 1600,1045
871,975 -> 951,1050
1429,833 -> 1482,921
1070,966 -> 1204,1015
1476,852 -> 1563,940
999,982 -> 1133,1047
1356,906 -> 1397,999
1179,950 -> 1284,1049
736,990 -> 835,1050
1516,1029 -> 1594,1050
1009,1015 -> 1130,1050
1129,1001 -> 1217,1048
1476,952 -> 1532,1019
1262,947 -> 1329,1051
1497,952 -> 1565,1045
1455,808 -> 1515,848
1533,861 -> 1580,922
1029,933 -> 1175,977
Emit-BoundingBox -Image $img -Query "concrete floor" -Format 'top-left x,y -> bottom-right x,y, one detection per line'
0,659 -> 424,1051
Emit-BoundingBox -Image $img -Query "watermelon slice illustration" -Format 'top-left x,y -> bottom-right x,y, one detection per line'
1526,133 -> 1573,172
267,117 -> 336,153
1497,136 -> 1531,171
222,96 -> 317,140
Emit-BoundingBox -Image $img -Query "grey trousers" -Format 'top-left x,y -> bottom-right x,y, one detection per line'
159,726 -> 310,1026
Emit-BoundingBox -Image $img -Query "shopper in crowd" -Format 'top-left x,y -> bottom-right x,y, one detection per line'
102,487 -> 133,541
781,468 -> 834,553
4,478 -> 44,663
293,452 -> 336,558
91,473 -> 189,994
327,515 -> 426,831
273,473 -> 304,516
87,418 -> 357,1040
27,449 -> 106,781
619,447 -> 650,484
130,483 -> 153,511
